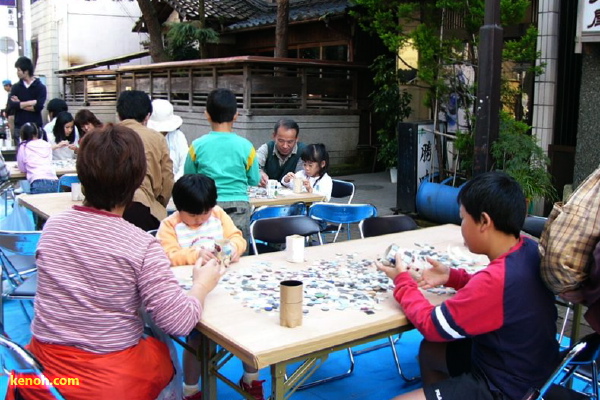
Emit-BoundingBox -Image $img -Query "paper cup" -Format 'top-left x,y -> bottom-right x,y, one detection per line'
71,182 -> 83,201
293,176 -> 304,193
280,280 -> 303,328
286,234 -> 305,263
267,179 -> 278,198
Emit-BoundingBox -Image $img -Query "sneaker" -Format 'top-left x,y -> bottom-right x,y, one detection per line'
239,378 -> 265,400
182,391 -> 202,400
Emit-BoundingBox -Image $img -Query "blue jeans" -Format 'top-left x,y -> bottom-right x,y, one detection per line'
30,179 -> 59,194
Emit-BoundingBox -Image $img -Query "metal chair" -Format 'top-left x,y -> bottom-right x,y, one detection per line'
0,180 -> 16,216
523,332 -> 600,400
0,324 -> 66,400
0,230 -> 41,325
57,173 -> 80,192
249,215 -> 323,255
522,215 -> 548,238
308,203 -> 378,242
359,214 -> 419,238
250,202 -> 307,223
331,179 -> 355,204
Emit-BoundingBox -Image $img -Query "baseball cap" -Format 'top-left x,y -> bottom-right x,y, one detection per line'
2,80 -> 11,86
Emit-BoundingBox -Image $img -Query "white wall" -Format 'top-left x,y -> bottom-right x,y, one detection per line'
0,5 -> 19,100
31,0 -> 151,101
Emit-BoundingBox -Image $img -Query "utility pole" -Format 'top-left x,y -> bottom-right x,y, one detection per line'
16,0 -> 24,56
473,0 -> 503,175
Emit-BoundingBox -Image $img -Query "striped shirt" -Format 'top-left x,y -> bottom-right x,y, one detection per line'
32,206 -> 202,354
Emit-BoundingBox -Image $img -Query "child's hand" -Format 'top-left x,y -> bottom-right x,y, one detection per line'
282,172 -> 295,184
230,244 -> 240,263
375,256 -> 408,281
303,179 -> 312,193
418,257 -> 450,289
196,247 -> 217,264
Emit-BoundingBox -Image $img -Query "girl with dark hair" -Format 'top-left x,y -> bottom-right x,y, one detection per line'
281,143 -> 333,201
16,122 -> 58,193
50,111 -> 78,160
74,109 -> 103,136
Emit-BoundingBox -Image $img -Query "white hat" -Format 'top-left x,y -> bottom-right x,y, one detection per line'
148,99 -> 183,132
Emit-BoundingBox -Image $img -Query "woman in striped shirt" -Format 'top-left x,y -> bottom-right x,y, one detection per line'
16,124 -> 225,400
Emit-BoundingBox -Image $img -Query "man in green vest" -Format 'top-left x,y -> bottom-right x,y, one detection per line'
256,118 -> 306,187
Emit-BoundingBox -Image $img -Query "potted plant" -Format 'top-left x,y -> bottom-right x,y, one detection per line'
491,112 -> 557,203
370,56 -> 412,181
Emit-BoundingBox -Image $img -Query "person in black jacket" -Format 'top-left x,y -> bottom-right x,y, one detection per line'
7,56 -> 47,146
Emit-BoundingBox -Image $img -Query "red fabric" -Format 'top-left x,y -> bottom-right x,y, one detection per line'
5,336 -> 174,400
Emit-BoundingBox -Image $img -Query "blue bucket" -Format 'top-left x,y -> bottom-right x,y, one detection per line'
416,176 -> 465,225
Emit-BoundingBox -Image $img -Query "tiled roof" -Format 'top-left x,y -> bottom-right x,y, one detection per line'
226,0 -> 350,31
161,0 -> 351,30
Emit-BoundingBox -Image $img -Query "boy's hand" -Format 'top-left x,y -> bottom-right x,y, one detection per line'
191,258 -> 225,293
418,257 -> 450,289
230,244 -> 240,263
375,255 -> 408,281
196,247 -> 217,264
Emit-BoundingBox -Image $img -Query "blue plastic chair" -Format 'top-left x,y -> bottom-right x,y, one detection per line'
250,202 -> 307,224
0,325 -> 66,399
0,230 -> 41,325
57,174 -> 80,192
308,203 -> 378,242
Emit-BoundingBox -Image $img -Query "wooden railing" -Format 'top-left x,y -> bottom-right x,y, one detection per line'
59,56 -> 367,115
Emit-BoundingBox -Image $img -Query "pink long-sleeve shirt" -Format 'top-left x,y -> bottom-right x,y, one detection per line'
16,138 -> 57,183
32,206 -> 201,354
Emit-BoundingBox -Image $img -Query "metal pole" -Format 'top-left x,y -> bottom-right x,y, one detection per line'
473,0 -> 503,175
16,0 -> 24,56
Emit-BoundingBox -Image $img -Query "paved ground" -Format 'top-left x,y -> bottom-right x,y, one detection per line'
333,171 -> 398,216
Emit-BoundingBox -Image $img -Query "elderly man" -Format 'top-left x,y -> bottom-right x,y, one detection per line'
256,118 -> 305,187
117,90 -> 174,231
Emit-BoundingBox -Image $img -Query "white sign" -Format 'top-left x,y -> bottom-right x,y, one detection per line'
583,0 -> 600,34
416,123 -> 440,189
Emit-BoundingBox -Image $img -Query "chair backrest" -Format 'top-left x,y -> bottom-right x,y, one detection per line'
250,215 -> 323,254
57,174 -> 80,192
360,215 -> 419,238
331,179 -> 355,204
250,202 -> 307,224
308,203 -> 378,225
0,230 -> 41,256
528,332 -> 600,400
522,216 -> 548,239
0,332 -> 66,399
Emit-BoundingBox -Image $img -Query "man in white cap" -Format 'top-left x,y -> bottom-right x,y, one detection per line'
148,99 -> 189,180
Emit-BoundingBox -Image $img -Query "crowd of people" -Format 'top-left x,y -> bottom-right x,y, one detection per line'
4,57 -> 569,400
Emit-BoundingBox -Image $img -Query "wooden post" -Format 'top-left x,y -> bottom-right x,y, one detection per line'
473,0 -> 503,175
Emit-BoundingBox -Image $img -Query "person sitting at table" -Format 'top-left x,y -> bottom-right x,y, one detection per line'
377,171 -> 559,400
43,98 -> 80,143
16,122 -> 58,193
118,89 -> 174,231
156,174 -> 263,400
148,99 -> 189,181
49,111 -> 79,160
256,118 -> 305,187
74,108 -> 103,137
10,123 -> 225,400
184,88 -> 260,243
281,143 -> 332,202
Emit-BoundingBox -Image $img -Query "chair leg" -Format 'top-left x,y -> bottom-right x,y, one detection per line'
387,335 -> 420,382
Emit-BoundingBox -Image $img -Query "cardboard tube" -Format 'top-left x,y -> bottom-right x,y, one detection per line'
280,280 -> 303,328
